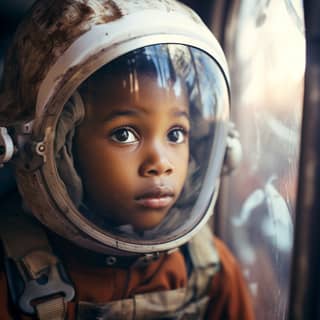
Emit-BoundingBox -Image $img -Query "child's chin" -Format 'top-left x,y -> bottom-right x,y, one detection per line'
131,215 -> 165,232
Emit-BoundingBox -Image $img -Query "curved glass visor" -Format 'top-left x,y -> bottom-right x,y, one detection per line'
56,44 -> 229,244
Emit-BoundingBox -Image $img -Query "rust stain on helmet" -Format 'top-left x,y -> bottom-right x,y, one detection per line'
0,0 -> 122,126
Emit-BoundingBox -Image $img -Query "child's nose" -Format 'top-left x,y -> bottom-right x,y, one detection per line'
139,143 -> 174,177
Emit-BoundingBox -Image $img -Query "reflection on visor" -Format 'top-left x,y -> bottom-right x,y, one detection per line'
56,44 -> 229,244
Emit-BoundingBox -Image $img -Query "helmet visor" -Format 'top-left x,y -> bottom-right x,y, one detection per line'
56,43 -> 229,247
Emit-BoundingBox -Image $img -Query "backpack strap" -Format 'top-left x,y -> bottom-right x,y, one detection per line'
0,207 -> 75,319
186,223 -> 220,298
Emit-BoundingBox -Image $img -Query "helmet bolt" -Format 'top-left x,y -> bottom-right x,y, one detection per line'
105,256 -> 117,266
36,143 -> 46,154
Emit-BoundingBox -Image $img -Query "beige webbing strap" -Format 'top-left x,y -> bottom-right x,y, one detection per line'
184,223 -> 220,318
78,288 -> 188,319
0,209 -> 73,319
36,297 -> 67,320
188,224 -> 220,269
78,287 -> 210,319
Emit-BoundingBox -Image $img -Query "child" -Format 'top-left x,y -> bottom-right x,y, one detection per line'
0,0 -> 255,319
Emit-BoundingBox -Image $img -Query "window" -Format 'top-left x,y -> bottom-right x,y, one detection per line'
214,1 -> 305,319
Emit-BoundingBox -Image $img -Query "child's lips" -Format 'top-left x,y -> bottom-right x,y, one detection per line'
135,196 -> 173,209
135,186 -> 175,209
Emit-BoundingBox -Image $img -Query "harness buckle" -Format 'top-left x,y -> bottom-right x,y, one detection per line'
5,258 -> 75,315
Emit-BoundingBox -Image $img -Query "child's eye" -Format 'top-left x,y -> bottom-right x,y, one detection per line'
111,128 -> 138,144
167,127 -> 188,144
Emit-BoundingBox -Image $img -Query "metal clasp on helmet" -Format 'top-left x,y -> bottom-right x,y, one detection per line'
0,127 -> 15,167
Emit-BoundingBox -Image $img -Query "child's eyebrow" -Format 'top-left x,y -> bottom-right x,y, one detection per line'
102,109 -> 141,123
173,109 -> 190,121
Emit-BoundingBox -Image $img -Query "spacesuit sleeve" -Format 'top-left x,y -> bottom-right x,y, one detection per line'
204,236 -> 255,320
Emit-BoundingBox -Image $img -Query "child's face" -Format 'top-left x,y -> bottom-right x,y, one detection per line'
75,73 -> 190,231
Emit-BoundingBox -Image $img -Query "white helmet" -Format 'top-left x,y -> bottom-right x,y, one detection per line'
0,0 -> 234,256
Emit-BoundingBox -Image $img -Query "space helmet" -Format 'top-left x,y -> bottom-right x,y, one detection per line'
0,0 -> 238,256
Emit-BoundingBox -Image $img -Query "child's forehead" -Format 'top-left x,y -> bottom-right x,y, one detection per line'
80,71 -> 190,121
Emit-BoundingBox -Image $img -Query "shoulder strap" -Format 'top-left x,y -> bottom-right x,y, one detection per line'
0,205 -> 74,320
186,223 -> 220,298
187,223 -> 220,268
